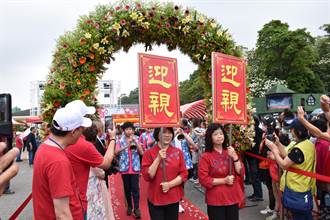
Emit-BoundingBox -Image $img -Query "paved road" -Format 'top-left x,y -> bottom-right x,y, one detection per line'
0,154 -> 274,219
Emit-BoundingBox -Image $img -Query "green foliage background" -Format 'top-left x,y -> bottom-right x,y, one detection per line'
42,0 -> 241,122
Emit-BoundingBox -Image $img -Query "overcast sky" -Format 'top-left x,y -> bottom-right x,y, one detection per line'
0,0 -> 329,109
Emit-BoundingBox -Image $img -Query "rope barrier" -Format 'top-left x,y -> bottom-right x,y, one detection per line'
8,151 -> 330,219
244,151 -> 330,183
8,192 -> 32,220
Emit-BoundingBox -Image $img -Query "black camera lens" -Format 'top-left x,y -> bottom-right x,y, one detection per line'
266,134 -> 275,142
177,134 -> 184,140
130,144 -> 137,150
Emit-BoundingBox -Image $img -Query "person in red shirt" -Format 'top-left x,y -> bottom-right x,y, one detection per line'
32,106 -> 92,220
142,127 -> 188,220
198,123 -> 243,220
15,132 -> 23,162
64,100 -> 116,217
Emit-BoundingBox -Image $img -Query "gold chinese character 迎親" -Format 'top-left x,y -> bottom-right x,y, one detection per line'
148,92 -> 160,115
148,65 -> 172,88
220,90 -> 241,115
148,92 -> 174,117
221,65 -> 240,87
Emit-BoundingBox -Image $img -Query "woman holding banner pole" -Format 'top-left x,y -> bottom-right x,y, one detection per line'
198,123 -> 243,220
142,127 -> 188,220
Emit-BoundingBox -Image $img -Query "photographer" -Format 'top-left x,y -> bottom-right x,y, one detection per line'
258,115 -> 277,217
0,142 -> 19,195
265,118 -> 316,220
115,122 -> 143,219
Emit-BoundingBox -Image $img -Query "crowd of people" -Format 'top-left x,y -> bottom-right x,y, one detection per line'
0,95 -> 330,220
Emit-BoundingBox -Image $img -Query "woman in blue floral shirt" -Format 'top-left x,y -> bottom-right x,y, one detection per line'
115,122 -> 144,219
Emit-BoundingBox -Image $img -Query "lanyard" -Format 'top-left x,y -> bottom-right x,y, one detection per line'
48,137 -> 64,151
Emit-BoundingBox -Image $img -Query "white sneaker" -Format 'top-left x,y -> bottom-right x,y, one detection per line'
179,203 -> 185,213
260,206 -> 272,215
266,212 -> 277,220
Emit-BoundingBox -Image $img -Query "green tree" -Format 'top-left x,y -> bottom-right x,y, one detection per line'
12,106 -> 21,113
119,88 -> 139,104
246,49 -> 287,97
256,20 -> 324,93
179,70 -> 204,105
313,24 -> 330,92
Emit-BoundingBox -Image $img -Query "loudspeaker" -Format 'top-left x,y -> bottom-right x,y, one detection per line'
0,94 -> 13,138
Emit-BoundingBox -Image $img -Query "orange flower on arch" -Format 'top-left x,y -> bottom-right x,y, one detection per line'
83,89 -> 91,95
79,57 -> 86,64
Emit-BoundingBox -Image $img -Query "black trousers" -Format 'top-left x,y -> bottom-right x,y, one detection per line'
207,204 -> 239,220
121,174 -> 140,209
259,169 -> 275,210
148,200 -> 179,220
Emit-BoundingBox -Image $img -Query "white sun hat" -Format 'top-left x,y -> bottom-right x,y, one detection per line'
52,107 -> 92,131
65,100 -> 96,116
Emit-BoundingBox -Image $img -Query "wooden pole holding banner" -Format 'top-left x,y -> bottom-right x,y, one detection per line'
138,53 -> 180,183
211,52 -> 247,176
159,127 -> 167,182
228,124 -> 233,175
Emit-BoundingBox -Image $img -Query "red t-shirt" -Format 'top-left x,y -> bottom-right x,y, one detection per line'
198,150 -> 244,206
315,138 -> 330,175
141,145 -> 188,206
32,144 -> 83,220
64,136 -> 104,210
323,146 -> 330,177
15,136 -> 23,148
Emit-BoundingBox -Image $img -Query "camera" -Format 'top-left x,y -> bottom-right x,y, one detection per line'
0,94 -> 13,149
262,114 -> 276,142
130,140 -> 137,150
177,134 -> 185,140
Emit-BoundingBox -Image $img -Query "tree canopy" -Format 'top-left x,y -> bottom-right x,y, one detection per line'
255,20 -> 325,93
313,24 -> 330,92
179,70 -> 204,105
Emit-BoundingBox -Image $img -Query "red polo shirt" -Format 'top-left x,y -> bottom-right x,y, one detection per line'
32,144 -> 84,220
142,145 -> 188,205
64,136 -> 104,210
198,150 -> 244,206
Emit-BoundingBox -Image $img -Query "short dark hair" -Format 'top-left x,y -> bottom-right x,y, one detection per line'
191,118 -> 201,128
30,127 -> 35,132
292,120 -> 309,141
153,127 -> 175,142
121,122 -> 134,131
50,121 -> 70,137
311,117 -> 328,133
83,123 -> 98,143
205,123 -> 228,152
180,118 -> 189,127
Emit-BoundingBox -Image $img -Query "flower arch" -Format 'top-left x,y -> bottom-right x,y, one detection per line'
42,1 -> 242,122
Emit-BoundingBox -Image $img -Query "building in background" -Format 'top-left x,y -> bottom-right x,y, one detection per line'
29,79 -> 121,116
30,81 -> 45,116
97,80 -> 121,107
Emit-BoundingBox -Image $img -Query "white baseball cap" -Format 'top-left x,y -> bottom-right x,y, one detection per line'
65,100 -> 96,116
52,107 -> 92,131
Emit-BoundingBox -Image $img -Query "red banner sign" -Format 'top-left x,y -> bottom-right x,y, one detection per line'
212,52 -> 247,124
138,53 -> 180,128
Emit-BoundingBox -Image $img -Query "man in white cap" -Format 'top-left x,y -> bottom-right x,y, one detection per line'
64,100 -> 116,218
32,106 -> 91,220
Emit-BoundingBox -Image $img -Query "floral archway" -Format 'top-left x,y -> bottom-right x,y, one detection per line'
41,1 -> 242,123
